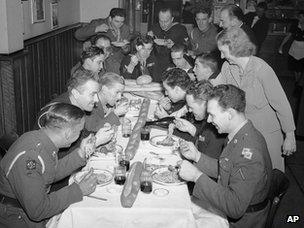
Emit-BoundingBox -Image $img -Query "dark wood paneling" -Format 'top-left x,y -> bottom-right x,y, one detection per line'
0,23 -> 82,135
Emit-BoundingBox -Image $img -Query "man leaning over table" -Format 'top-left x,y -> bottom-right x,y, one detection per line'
86,72 -> 128,132
178,84 -> 272,228
0,103 -> 98,228
75,8 -> 131,63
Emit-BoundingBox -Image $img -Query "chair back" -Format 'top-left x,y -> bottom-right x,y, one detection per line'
265,169 -> 290,228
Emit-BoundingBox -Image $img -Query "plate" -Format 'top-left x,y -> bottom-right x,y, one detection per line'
152,167 -> 185,186
91,144 -> 123,160
111,41 -> 129,47
149,135 -> 179,149
153,188 -> 169,197
73,169 -> 113,187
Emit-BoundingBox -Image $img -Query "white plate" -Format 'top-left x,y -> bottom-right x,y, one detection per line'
149,135 -> 179,149
73,169 -> 113,187
91,144 -> 123,160
152,167 -> 185,186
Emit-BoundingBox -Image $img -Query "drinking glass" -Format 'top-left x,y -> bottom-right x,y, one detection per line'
140,170 -> 153,193
122,117 -> 132,138
140,126 -> 150,141
118,153 -> 130,171
114,166 -> 126,185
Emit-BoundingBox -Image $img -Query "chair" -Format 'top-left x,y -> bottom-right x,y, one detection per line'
265,169 -> 290,228
0,132 -> 18,158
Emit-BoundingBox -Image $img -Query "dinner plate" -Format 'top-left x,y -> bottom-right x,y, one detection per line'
73,169 -> 113,187
91,144 -> 123,161
111,41 -> 129,47
149,135 -> 179,150
152,167 -> 185,186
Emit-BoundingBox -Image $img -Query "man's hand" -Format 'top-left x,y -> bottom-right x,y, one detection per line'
114,101 -> 129,116
178,160 -> 202,182
130,55 -> 139,66
147,31 -> 154,37
79,134 -> 96,159
174,118 -> 196,136
282,131 -> 296,156
78,168 -> 98,196
95,23 -> 109,33
95,123 -> 114,146
179,140 -> 201,162
154,104 -> 169,119
158,96 -> 171,111
165,39 -> 174,48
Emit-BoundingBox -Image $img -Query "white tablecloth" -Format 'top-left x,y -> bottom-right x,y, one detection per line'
47,96 -> 228,228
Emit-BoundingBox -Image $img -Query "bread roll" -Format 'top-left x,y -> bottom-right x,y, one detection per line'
136,75 -> 152,85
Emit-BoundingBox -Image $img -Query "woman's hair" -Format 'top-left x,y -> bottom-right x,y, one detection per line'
196,53 -> 219,75
38,103 -> 85,129
99,72 -> 125,87
216,27 -> 256,57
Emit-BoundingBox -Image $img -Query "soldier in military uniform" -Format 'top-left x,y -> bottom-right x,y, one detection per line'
0,103 -> 98,228
178,84 -> 272,228
174,80 -> 226,159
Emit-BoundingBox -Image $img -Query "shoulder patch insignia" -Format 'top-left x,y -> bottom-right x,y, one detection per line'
26,160 -> 37,170
241,148 -> 253,160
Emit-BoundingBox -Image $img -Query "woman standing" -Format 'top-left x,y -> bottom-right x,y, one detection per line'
214,27 -> 296,171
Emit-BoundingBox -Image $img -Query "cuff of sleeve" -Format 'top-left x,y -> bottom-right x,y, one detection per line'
69,183 -> 83,202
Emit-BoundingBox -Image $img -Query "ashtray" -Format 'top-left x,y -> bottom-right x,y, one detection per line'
153,188 -> 169,197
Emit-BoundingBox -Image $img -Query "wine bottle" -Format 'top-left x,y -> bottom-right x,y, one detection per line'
145,116 -> 175,128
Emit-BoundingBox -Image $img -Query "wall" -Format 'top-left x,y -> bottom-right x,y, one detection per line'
79,0 -> 119,22
0,0 -> 23,53
22,0 -> 81,40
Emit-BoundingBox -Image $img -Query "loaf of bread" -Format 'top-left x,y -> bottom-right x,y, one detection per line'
136,75 -> 152,85
120,162 -> 143,208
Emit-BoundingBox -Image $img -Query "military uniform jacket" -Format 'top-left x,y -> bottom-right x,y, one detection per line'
193,121 -> 272,227
195,121 -> 226,159
0,130 -> 85,224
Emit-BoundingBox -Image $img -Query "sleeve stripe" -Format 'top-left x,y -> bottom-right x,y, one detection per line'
38,155 -> 45,174
6,151 -> 26,177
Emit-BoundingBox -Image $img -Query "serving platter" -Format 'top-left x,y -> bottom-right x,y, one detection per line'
152,167 -> 185,186
91,144 -> 123,161
74,169 -> 113,187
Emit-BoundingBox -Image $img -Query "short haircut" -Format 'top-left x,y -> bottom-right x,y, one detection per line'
217,27 -> 256,57
162,68 -> 191,91
38,102 -> 85,129
209,84 -> 246,113
159,7 -> 173,16
257,2 -> 267,11
80,46 -> 104,64
67,67 -> 98,93
186,80 -> 213,101
196,53 -> 219,75
221,4 -> 244,22
195,7 -> 212,17
91,34 -> 111,46
171,44 -> 187,54
109,8 -> 126,18
135,34 -> 154,47
99,72 -> 125,87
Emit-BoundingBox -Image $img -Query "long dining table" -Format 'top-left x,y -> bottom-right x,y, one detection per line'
47,94 -> 229,228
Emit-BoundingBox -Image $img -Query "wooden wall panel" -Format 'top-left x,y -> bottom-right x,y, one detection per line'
0,24 -> 82,135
